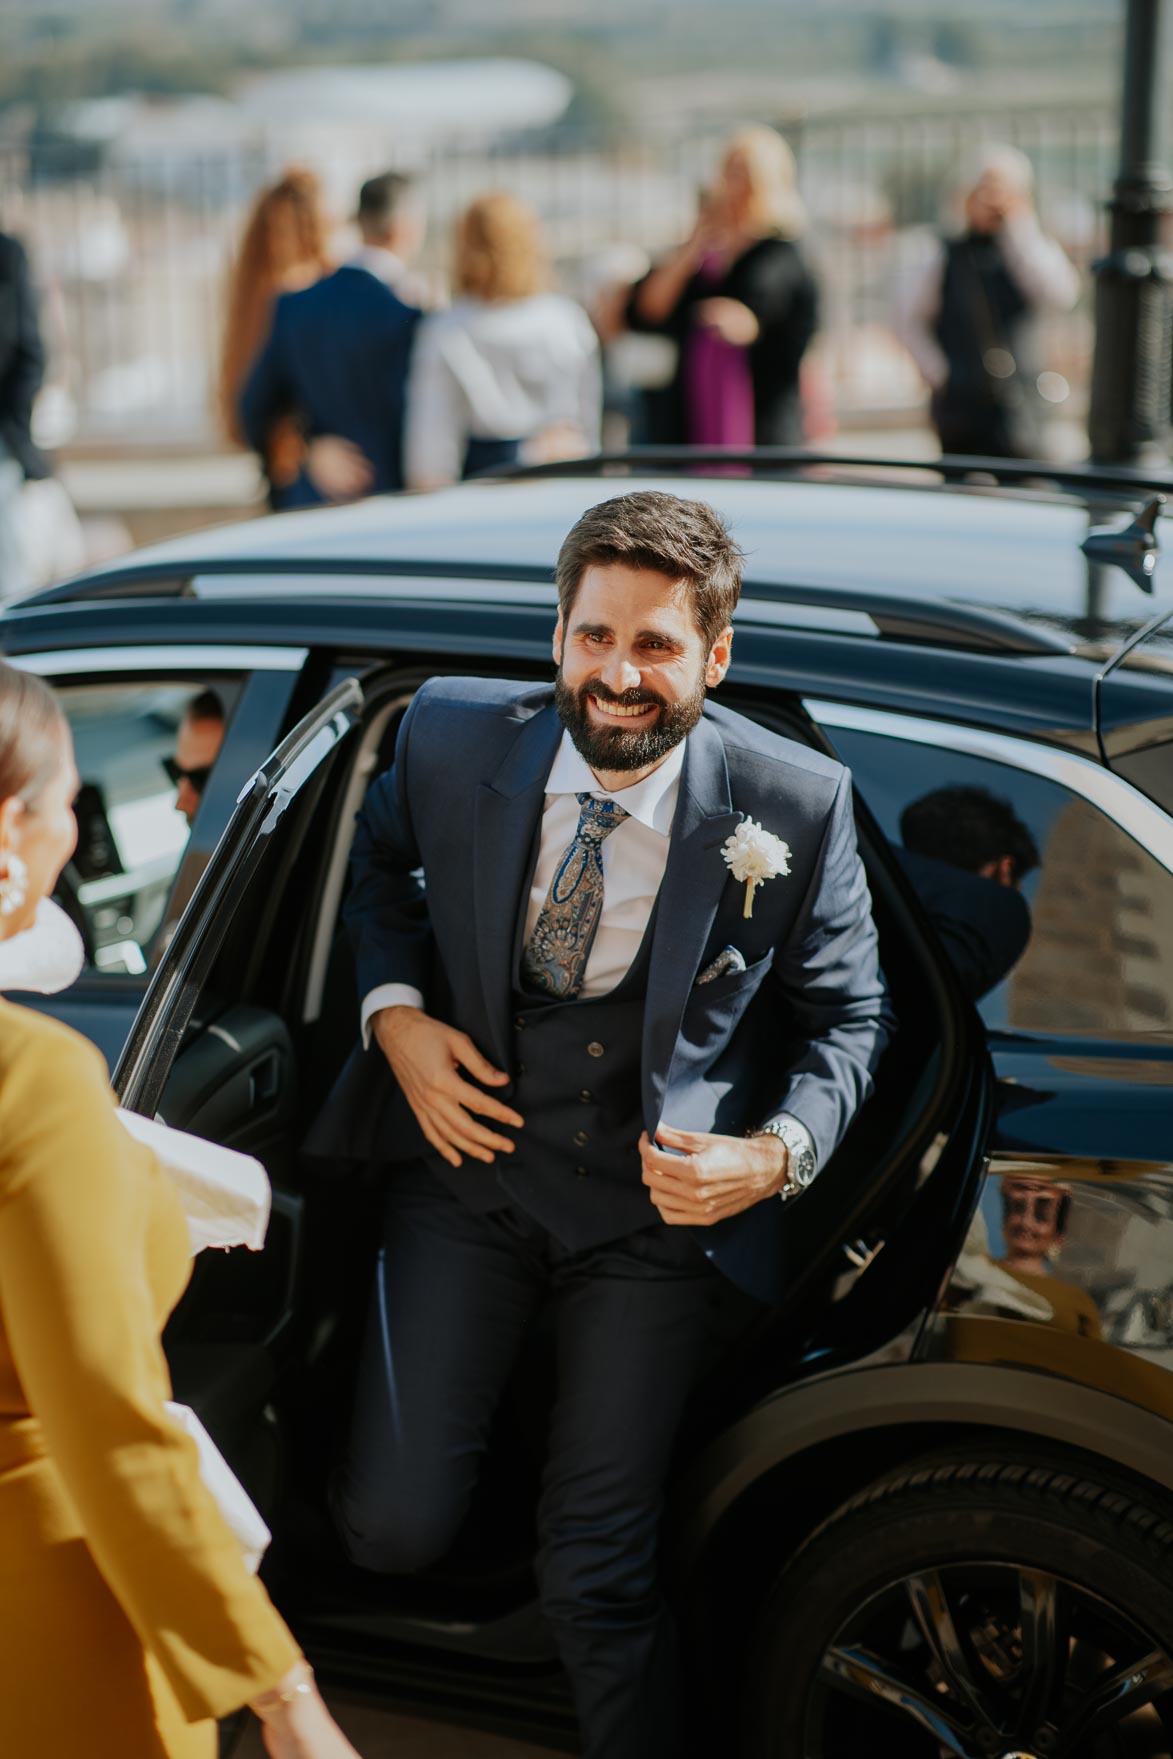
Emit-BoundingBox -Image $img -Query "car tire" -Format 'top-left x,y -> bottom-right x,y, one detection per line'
747,1449 -> 1173,1759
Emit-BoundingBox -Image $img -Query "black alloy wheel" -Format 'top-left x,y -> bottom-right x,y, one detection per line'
747,1452 -> 1173,1758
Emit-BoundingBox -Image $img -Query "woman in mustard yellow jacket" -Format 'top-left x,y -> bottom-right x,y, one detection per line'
0,661 -> 363,1758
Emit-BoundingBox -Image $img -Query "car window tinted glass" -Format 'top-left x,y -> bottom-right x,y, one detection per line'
827,725 -> 1173,1039
60,681 -> 228,975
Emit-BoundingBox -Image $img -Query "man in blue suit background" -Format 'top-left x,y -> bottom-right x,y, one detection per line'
317,491 -> 892,1758
239,171 -> 422,509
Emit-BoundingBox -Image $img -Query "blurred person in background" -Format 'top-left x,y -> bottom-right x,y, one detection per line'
219,168 -> 333,511
0,662 -> 364,1759
165,690 -> 226,830
404,191 -> 601,488
0,230 -> 50,601
894,144 -> 1079,460
624,127 -> 819,449
240,172 -> 423,508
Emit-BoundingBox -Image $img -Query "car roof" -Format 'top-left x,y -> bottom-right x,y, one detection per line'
22,465 -> 1173,657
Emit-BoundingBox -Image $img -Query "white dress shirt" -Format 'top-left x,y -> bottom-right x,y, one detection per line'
359,729 -> 814,1171
404,293 -> 602,488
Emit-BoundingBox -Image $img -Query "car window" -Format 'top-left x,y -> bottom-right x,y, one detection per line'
822,722 -> 1173,1040
60,679 -> 238,975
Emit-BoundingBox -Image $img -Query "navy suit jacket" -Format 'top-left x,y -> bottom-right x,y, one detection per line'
311,678 -> 893,1303
239,266 -> 420,506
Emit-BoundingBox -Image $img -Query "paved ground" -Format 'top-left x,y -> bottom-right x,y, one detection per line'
234,1694 -> 561,1757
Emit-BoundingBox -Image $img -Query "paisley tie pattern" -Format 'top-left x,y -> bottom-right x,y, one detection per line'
521,792 -> 630,999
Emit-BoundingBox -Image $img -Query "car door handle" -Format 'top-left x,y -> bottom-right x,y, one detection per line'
248,1051 -> 281,1109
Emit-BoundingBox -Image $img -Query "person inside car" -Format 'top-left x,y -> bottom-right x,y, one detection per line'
897,782 -> 1038,1000
166,689 -> 226,829
311,489 -> 892,1759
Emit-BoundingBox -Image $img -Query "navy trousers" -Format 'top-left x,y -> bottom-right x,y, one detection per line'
331,1159 -> 760,1759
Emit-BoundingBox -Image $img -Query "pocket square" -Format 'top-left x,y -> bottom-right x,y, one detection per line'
695,946 -> 747,986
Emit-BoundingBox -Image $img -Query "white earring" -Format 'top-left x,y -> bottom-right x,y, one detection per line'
0,852 -> 28,917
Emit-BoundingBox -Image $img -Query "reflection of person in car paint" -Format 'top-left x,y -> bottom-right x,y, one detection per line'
164,690 -> 225,828
897,784 -> 1038,1001
997,1176 -> 1102,1339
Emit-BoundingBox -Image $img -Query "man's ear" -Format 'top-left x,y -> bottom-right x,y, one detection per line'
552,613 -> 564,668
705,625 -> 734,688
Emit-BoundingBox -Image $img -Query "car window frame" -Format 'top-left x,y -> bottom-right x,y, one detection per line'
8,646 -> 307,998
114,676 -> 364,1117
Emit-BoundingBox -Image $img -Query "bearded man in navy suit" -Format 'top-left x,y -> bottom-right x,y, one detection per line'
315,491 -> 892,1759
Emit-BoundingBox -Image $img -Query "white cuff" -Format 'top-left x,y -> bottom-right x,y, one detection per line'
361,984 -> 425,1049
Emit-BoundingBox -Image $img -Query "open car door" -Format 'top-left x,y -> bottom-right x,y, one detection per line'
110,678 -> 364,1499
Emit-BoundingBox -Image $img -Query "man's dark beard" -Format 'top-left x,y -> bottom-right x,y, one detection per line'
554,671 -> 707,772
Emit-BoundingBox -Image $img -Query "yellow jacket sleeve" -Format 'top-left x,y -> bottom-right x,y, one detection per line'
0,1019 -> 303,1722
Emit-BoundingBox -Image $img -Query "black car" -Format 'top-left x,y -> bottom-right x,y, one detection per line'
7,453 -> 1173,1758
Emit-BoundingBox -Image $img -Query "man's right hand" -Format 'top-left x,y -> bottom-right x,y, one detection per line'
371,1007 -> 523,1168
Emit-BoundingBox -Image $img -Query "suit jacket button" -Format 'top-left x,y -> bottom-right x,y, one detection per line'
579,1089 -> 592,1103
573,1129 -> 589,1148
514,1016 -> 527,1030
587,1041 -> 605,1058
575,1165 -> 589,1178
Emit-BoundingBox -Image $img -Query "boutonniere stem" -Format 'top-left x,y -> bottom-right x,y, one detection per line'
721,820 -> 791,919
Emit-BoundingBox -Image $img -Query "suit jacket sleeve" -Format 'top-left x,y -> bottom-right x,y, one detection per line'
0,237 -> 48,479
0,1024 -> 302,1721
343,684 -> 435,1007
766,768 -> 893,1165
238,297 -> 292,456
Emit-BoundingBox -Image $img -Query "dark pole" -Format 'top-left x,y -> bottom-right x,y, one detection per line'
1087,0 -> 1173,468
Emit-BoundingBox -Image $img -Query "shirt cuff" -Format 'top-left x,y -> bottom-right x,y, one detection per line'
361,984 -> 425,1049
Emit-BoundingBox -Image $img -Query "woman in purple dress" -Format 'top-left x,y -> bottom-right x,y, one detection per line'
627,127 -> 819,449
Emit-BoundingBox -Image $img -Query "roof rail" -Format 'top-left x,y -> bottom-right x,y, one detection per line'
486,446 -> 1173,498
16,556 -> 1070,656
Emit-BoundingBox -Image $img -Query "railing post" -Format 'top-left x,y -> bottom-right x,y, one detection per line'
1087,0 -> 1173,467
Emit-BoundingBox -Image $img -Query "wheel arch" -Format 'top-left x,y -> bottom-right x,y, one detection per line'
672,1362 -> 1173,1624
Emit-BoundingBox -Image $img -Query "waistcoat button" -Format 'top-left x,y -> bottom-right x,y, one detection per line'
575,1165 -> 589,1178
579,1089 -> 592,1103
587,1041 -> 605,1058
573,1129 -> 589,1148
514,1016 -> 527,1030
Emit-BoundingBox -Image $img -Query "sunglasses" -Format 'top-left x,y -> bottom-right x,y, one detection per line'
1003,1190 -> 1062,1222
162,756 -> 213,793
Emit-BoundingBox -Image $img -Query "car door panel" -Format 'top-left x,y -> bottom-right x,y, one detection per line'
112,679 -> 364,1482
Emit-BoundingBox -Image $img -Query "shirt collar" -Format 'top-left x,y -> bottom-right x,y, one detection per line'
347,244 -> 406,288
545,731 -> 685,836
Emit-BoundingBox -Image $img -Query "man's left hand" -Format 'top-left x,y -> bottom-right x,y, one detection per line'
639,1124 -> 788,1226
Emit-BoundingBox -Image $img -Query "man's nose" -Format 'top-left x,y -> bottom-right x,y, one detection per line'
598,653 -> 642,694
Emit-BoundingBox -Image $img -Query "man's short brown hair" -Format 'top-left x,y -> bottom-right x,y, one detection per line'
555,492 -> 744,652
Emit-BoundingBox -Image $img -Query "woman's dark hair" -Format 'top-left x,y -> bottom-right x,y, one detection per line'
0,660 -> 67,807
555,491 -> 744,653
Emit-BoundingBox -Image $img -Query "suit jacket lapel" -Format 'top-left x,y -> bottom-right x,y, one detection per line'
642,713 -> 742,1129
473,700 -> 562,1071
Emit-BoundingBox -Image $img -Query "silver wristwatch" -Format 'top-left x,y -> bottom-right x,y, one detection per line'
748,1118 -> 817,1202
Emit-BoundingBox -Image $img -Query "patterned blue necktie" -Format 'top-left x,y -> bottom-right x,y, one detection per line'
521,792 -> 630,999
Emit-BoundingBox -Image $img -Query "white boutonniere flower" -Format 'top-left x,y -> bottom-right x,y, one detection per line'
721,819 -> 791,919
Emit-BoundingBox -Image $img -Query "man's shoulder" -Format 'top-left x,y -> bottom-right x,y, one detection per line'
410,675 -> 553,724
704,698 -> 844,792
278,267 -> 417,325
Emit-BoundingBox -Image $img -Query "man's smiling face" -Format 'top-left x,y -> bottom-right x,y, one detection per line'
552,562 -> 732,781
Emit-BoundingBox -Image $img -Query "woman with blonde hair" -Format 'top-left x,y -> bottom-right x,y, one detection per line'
0,660 -> 363,1758
405,190 -> 600,487
218,167 -> 332,507
627,125 -> 819,448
